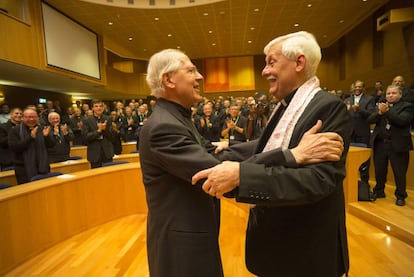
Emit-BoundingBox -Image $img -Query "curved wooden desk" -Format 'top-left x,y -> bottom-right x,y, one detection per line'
70,142 -> 137,159
0,163 -> 146,275
344,146 -> 372,204
0,154 -> 139,186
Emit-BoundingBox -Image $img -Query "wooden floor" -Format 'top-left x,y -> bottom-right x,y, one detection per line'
5,188 -> 414,277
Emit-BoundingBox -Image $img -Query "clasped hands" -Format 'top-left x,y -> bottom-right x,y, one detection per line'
192,120 -> 344,198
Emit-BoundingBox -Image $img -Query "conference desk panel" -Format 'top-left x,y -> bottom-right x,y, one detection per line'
70,142 -> 137,159
0,154 -> 139,186
344,146 -> 372,204
0,163 -> 146,275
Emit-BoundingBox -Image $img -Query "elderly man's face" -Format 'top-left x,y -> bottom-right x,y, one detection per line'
386,87 -> 402,104
168,56 -> 203,109
23,109 -> 39,128
262,43 -> 300,99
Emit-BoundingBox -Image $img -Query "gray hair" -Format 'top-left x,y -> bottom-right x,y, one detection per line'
146,49 -> 188,98
386,84 -> 403,95
264,31 -> 321,80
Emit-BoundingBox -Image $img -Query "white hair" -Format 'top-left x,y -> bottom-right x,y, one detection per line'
264,31 -> 321,80
146,49 -> 188,98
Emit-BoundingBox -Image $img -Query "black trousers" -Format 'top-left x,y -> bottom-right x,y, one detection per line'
373,140 -> 409,199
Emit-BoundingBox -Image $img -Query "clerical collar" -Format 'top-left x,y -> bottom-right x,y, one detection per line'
280,88 -> 298,107
158,98 -> 192,117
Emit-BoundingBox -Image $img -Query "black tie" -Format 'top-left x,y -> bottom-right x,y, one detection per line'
255,105 -> 286,153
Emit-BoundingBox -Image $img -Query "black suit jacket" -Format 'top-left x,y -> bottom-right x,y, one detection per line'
221,90 -> 351,277
368,100 -> 413,152
139,98 -> 223,277
344,94 -> 376,144
81,115 -> 114,163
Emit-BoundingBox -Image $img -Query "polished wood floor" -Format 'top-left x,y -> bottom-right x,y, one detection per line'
5,188 -> 414,277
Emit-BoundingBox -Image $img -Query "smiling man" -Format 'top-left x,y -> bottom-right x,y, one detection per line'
139,49 -> 225,277
193,31 -> 351,277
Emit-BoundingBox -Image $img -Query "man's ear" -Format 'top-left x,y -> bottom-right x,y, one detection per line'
162,73 -> 175,88
296,54 -> 306,72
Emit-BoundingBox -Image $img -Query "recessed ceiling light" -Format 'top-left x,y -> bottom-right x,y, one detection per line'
294,23 -> 299,27
128,37 -> 133,41
253,8 -> 260,12
219,11 -> 225,15
203,12 -> 209,16
339,19 -> 344,23
212,43 -> 216,46
167,34 -> 173,37
177,46 -> 181,49
154,17 -> 159,21
208,30 -> 213,34
250,27 -> 255,30
108,21 -> 113,25
248,40 -> 252,44
307,4 -> 312,8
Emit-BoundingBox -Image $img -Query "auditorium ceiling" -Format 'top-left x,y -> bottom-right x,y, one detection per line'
1,0 -> 393,100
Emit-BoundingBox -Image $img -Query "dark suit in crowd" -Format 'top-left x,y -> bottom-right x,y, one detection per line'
344,88 -> 376,183
82,112 -> 114,168
9,122 -> 55,184
0,120 -> 17,170
368,85 -> 413,205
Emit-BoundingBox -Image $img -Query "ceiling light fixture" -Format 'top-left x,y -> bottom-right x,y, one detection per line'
250,27 -> 255,30
128,37 -> 133,41
154,17 -> 159,21
167,34 -> 173,37
254,8 -> 260,12
307,4 -> 312,8
294,23 -> 299,27
108,21 -> 113,25
203,12 -> 209,16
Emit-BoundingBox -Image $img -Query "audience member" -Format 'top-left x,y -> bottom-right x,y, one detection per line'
120,106 -> 138,142
221,103 -> 247,145
46,112 -> 74,163
196,102 -> 222,142
69,107 -> 84,145
110,110 -> 123,155
372,80 -> 384,103
368,85 -> 413,206
193,31 -> 351,277
0,104 -> 10,124
246,93 -> 269,140
82,99 -> 114,168
344,80 -> 375,183
0,107 -> 22,170
8,108 -> 55,184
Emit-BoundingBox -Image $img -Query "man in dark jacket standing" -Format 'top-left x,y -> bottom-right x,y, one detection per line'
368,84 -> 413,206
0,107 -> 22,170
8,108 -> 55,184
82,99 -> 114,168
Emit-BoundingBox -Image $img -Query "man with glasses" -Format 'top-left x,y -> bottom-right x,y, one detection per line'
8,108 -> 55,184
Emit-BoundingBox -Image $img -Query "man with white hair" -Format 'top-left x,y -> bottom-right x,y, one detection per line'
193,31 -> 351,277
140,45 -> 345,277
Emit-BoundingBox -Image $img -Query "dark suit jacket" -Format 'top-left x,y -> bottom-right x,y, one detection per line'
221,91 -> 351,277
81,115 -> 114,163
344,94 -> 375,144
139,98 -> 223,277
0,120 -> 16,168
368,100 -> 413,152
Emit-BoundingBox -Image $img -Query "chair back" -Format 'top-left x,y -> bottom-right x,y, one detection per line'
30,172 -> 63,181
102,161 -> 129,167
